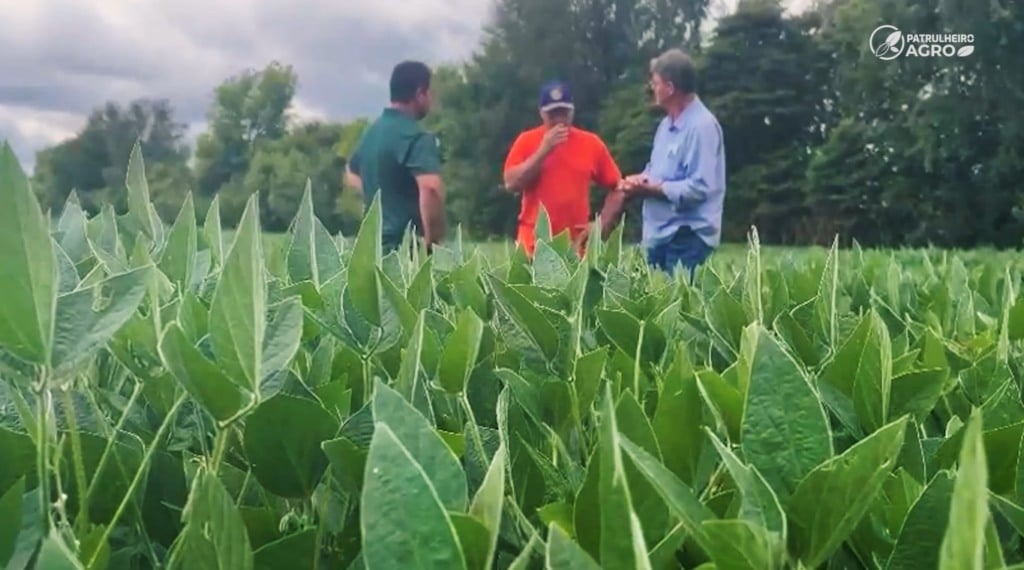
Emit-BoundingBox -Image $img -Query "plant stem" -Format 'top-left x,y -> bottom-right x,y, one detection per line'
86,390 -> 187,570
210,425 -> 231,474
62,387 -> 89,536
82,381 -> 143,521
35,367 -> 51,532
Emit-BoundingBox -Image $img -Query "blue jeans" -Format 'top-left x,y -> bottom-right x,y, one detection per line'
646,227 -> 712,283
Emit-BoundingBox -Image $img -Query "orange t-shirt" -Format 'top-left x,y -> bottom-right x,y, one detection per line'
503,126 -> 621,255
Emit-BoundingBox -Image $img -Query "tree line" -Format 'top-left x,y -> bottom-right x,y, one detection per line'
29,0 -> 1024,249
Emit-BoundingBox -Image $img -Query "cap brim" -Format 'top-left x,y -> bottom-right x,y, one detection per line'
540,102 -> 574,111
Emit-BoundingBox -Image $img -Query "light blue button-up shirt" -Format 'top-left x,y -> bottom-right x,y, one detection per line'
640,97 -> 726,248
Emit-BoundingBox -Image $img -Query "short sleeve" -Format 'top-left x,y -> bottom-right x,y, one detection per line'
503,133 -> 534,173
403,132 -> 442,175
349,135 -> 365,175
594,138 -> 622,188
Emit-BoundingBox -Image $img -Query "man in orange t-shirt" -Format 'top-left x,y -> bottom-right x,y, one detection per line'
503,80 -> 626,256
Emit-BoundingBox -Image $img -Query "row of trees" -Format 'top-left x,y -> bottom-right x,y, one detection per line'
29,0 -> 1024,248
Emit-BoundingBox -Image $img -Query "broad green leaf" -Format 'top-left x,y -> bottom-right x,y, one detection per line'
159,192 -> 197,291
706,431 -> 785,566
322,436 -> 367,495
167,467 -> 254,570
701,519 -> 774,570
885,471 -> 955,570
124,141 -> 157,242
0,477 -> 24,565
939,409 -> 989,570
253,530 -> 317,570
0,142 -> 56,364
204,195 -> 223,268
786,416 -> 908,568
360,424 -> 467,570
160,321 -> 252,423
348,193 -> 382,326
546,523 -> 600,569
438,308 -> 485,395
486,275 -> 559,362
35,528 -> 84,569
0,427 -> 35,498
741,324 -> 832,499
51,266 -> 150,373
209,194 -> 266,392
469,443 -> 505,569
597,385 -> 652,569
242,394 -> 340,499
653,348 -> 703,485
371,379 -> 468,511
286,181 -> 342,288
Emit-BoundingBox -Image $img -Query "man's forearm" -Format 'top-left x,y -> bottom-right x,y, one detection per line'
504,148 -> 548,192
419,187 -> 446,244
599,188 -> 627,238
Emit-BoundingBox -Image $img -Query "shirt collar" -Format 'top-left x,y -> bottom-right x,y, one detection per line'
666,96 -> 702,131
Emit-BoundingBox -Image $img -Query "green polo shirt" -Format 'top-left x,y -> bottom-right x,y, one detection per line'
349,108 -> 442,252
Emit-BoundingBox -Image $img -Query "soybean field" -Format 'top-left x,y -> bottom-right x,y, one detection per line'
2,141 -> 1024,569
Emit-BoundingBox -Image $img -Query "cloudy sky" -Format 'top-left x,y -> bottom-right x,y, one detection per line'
0,0 -> 496,171
0,0 -> 809,172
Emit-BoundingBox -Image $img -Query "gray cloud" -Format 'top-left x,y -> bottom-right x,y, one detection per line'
0,0 -> 492,170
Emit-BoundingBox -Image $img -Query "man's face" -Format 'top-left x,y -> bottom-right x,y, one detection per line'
413,87 -> 433,119
541,106 -> 573,127
649,72 -> 673,107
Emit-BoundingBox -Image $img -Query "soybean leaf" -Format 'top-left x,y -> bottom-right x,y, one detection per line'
0,142 -> 57,364
286,182 -> 342,288
35,528 -> 84,569
0,477 -> 24,565
786,416 -> 908,568
468,443 -> 505,569
546,523 -> 600,570
885,471 -> 955,570
371,379 -> 468,511
706,430 -> 786,566
597,385 -> 652,569
160,322 -> 252,424
438,308 -> 485,395
939,409 -> 989,570
51,266 -> 150,374
348,194 -> 382,326
243,394 -> 340,499
166,467 -> 254,570
741,324 -> 833,500
209,194 -> 266,393
701,519 -> 774,570
253,530 -> 317,570
159,192 -> 197,292
360,424 -> 467,570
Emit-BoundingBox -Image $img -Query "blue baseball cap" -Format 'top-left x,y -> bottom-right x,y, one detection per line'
539,80 -> 574,111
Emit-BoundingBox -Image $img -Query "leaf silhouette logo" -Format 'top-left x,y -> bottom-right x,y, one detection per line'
958,45 -> 975,56
875,31 -> 902,56
869,25 -> 904,60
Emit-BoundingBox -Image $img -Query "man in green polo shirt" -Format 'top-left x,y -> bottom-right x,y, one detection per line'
345,60 -> 446,253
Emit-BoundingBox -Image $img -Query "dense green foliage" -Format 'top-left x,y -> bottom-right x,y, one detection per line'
26,0 -> 1024,249
5,141 -> 1024,568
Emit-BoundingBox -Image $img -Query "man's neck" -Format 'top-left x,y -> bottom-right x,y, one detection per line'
665,93 -> 696,122
388,102 -> 418,117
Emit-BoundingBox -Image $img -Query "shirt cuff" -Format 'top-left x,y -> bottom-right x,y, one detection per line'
661,179 -> 704,207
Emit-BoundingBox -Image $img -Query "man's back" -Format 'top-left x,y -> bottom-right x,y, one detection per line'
350,108 -> 441,250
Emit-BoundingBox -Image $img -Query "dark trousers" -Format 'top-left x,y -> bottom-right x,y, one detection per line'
646,226 -> 712,284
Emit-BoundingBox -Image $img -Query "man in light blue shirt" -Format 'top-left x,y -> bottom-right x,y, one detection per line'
620,48 -> 726,282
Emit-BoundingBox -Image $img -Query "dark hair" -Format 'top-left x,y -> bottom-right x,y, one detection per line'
390,61 -> 432,102
650,49 -> 697,94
